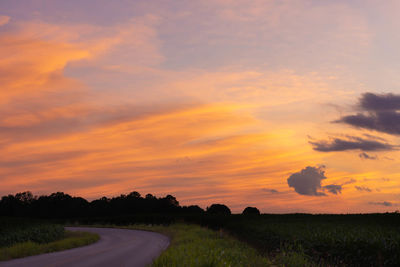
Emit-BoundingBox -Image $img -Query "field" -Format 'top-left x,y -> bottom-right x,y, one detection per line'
73,213 -> 400,266
196,213 -> 400,266
3,213 -> 400,266
0,217 -> 99,261
0,217 -> 65,247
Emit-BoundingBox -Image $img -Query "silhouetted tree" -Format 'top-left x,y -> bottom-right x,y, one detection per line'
182,205 -> 204,214
35,192 -> 89,218
206,204 -> 231,215
127,191 -> 141,198
0,195 -> 19,216
242,206 -> 260,215
164,195 -> 179,207
90,197 -> 110,216
15,191 -> 36,204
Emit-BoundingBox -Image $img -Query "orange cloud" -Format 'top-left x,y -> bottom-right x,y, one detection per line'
0,15 -> 10,26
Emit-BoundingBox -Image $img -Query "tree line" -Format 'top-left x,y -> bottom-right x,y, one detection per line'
0,191 -> 260,220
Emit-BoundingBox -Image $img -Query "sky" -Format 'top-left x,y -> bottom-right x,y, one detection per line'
1,0 -> 400,213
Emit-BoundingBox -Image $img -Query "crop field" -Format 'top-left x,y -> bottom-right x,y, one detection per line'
0,217 -> 64,248
0,217 -> 99,261
200,213 -> 400,266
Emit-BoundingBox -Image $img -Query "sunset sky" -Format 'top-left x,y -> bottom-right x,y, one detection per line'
1,0 -> 400,213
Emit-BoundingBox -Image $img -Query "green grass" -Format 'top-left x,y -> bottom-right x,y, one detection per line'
119,224 -> 269,267
0,230 -> 99,261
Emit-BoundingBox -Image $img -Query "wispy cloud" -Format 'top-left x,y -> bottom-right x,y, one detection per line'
369,201 -> 395,207
0,15 -> 10,26
359,152 -> 377,160
324,184 -> 342,195
309,136 -> 394,152
261,188 -> 280,194
355,186 -> 373,193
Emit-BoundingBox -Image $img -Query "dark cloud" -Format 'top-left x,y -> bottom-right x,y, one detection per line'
362,133 -> 387,142
323,184 -> 342,194
355,186 -> 372,192
261,188 -> 279,194
342,178 -> 357,185
337,92 -> 400,135
359,152 -> 377,160
309,136 -> 393,152
287,166 -> 327,196
369,201 -> 394,207
359,92 -> 400,111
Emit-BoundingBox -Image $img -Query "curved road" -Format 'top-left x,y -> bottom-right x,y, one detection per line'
0,227 -> 170,267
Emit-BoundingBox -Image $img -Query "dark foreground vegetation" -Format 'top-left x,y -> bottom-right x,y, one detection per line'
0,217 -> 64,247
1,191 -> 400,266
0,217 -> 99,260
206,214 -> 400,266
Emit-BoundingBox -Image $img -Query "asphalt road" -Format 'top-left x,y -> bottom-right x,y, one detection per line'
0,227 -> 170,267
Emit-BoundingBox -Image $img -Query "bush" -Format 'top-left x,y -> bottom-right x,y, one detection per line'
206,204 -> 231,215
242,207 -> 260,216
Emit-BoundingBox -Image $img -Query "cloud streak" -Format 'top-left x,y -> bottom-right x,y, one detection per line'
355,186 -> 372,193
324,184 -> 342,195
261,188 -> 280,194
0,15 -> 10,26
369,201 -> 395,207
359,152 -> 377,160
309,136 -> 394,152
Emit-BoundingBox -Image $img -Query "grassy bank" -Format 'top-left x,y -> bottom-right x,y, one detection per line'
0,230 -> 99,261
121,224 -> 270,267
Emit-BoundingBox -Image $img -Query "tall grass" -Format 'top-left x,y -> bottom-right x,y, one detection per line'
0,217 -> 64,247
122,224 -> 268,267
0,230 -> 99,261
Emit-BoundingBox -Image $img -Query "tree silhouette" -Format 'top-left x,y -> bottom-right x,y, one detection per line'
242,206 -> 260,215
206,204 -> 231,215
0,191 -> 205,223
182,205 -> 204,214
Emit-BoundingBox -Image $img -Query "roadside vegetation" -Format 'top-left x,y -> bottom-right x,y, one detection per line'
0,217 -> 64,247
0,217 -> 99,261
128,224 -> 271,267
89,223 -> 311,267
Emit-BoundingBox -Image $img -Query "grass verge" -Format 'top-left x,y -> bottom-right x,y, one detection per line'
0,230 -> 99,261
121,224 -> 271,267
